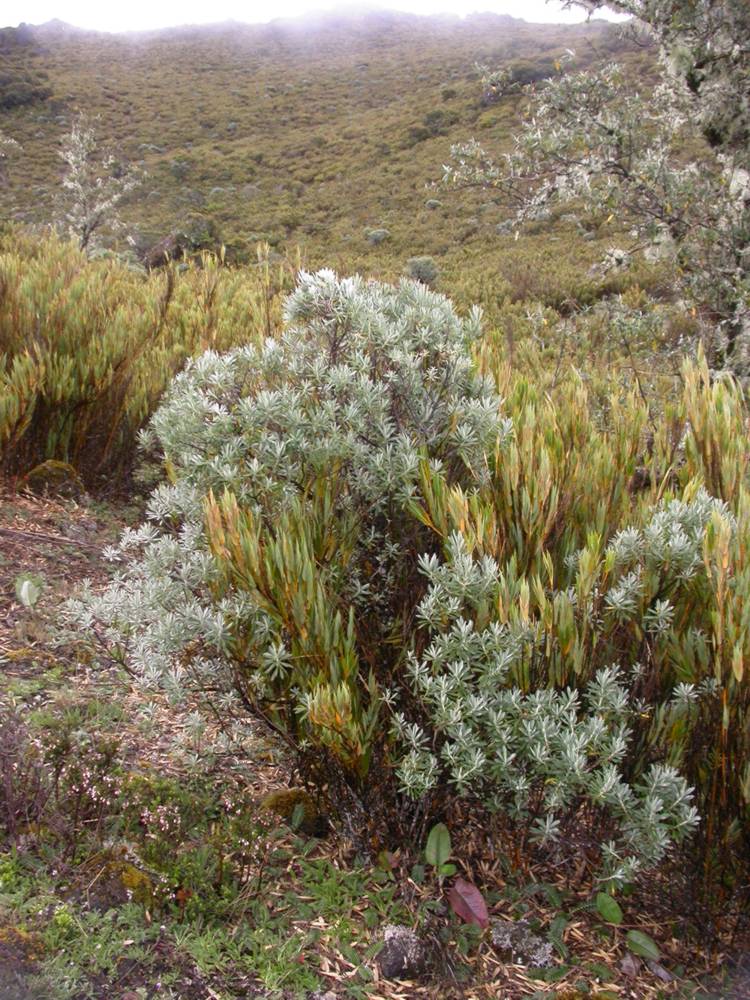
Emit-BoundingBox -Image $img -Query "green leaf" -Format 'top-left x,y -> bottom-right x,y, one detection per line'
339,941 -> 362,966
625,929 -> 660,961
425,822 -> 451,868
290,802 -> 305,830
595,892 -> 624,925
528,965 -> 569,982
584,961 -> 612,980
438,862 -> 457,876
549,913 -> 569,959
543,884 -> 563,908
364,940 -> 384,961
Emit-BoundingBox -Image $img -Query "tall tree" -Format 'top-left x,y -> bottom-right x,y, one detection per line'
445,0 -> 750,371
567,1 -> 750,164
58,113 -> 142,252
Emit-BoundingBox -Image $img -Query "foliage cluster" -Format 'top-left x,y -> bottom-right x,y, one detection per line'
4,2 -> 750,967
403,357 -> 750,880
445,0 -> 750,372
0,29 -> 51,111
0,65 -> 51,110
57,112 -> 143,251
70,269 -> 750,904
71,269 -> 497,837
0,231 -> 292,484
0,221 -> 683,496
566,1 -> 750,160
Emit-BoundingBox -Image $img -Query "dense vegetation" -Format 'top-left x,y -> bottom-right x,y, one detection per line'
0,231 -> 292,483
1,6 -> 749,999
0,12 -> 657,285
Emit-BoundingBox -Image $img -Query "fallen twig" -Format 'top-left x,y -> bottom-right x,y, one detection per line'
0,526 -> 99,551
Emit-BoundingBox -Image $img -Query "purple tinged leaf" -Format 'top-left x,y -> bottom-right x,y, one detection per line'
447,877 -> 489,929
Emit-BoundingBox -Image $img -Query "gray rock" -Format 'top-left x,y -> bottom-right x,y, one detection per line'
377,924 -> 429,981
490,919 -> 554,968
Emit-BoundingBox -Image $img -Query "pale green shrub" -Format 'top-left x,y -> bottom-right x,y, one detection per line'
406,256 -> 439,287
365,227 -> 390,245
394,520 -> 706,886
70,270 -> 501,816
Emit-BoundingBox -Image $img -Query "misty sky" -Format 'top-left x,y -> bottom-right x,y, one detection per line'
3,2 -> 623,34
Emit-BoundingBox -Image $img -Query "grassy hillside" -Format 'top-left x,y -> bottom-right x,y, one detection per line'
0,12 -> 657,300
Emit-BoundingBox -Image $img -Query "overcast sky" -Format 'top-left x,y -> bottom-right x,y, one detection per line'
3,2 -> 623,34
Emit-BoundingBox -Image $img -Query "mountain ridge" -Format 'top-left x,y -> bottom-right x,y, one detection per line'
5,4 -> 614,37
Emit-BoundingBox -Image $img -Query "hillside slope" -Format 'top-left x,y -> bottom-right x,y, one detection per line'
0,11 -> 656,294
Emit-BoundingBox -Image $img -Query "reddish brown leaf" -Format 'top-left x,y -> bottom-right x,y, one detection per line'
620,952 -> 640,978
175,886 -> 192,905
447,877 -> 489,929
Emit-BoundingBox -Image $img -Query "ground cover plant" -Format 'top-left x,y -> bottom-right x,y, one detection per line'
1,485 -> 746,1000
0,487 -> 414,1000
2,5 -> 750,999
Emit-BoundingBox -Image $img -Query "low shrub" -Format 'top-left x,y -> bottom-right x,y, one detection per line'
71,270 -> 498,841
70,274 -> 750,895
365,227 -> 390,245
405,357 -> 750,885
0,708 -> 52,841
394,518 -> 709,886
406,255 -> 439,286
